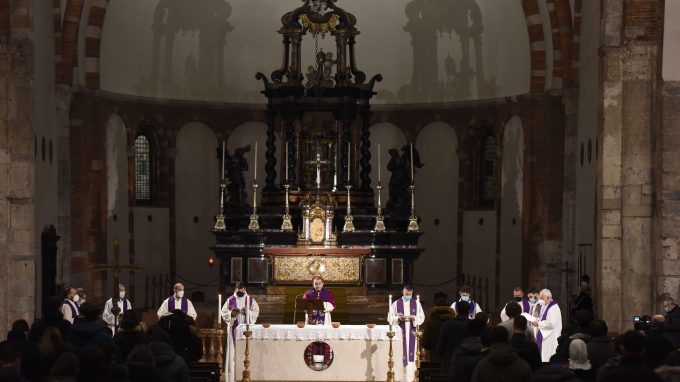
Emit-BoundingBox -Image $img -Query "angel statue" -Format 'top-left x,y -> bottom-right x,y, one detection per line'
386,145 -> 424,211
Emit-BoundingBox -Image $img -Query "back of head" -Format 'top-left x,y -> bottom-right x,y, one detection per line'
77,345 -> 107,381
569,339 -> 589,365
50,352 -> 79,377
513,315 -> 528,331
619,330 -> 646,355
120,310 -> 141,331
505,301 -> 521,318
146,324 -> 173,346
434,292 -> 448,307
456,301 -> 470,317
79,302 -> 100,322
588,319 -> 609,337
127,344 -> 155,365
489,326 -> 509,344
549,353 -> 570,367
10,319 -> 29,335
468,317 -> 485,336
476,312 -> 490,326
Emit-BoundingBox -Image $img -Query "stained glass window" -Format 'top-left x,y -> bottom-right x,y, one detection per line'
135,134 -> 152,202
480,135 -> 496,206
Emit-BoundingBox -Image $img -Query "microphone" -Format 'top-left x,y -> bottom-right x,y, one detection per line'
293,293 -> 305,324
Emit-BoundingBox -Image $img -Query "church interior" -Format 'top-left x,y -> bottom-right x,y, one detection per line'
1,0 -> 680,381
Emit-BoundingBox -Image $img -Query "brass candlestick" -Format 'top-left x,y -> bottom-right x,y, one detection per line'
281,184 -> 293,231
343,185 -> 355,232
407,184 -> 419,232
374,182 -> 386,232
386,329 -> 395,382
216,321 -> 224,372
242,324 -> 252,382
214,183 -> 226,231
248,183 -> 260,231
413,329 -> 423,382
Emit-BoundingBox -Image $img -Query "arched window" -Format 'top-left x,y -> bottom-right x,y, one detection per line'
479,134 -> 497,206
134,134 -> 153,203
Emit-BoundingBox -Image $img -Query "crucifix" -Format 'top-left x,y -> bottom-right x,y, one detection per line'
90,240 -> 144,333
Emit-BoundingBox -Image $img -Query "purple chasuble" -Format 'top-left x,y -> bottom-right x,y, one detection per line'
303,289 -> 336,325
455,300 -> 476,318
396,298 -> 418,366
167,296 -> 189,314
522,299 -> 531,314
536,300 -> 558,350
227,295 -> 252,344
63,299 -> 78,318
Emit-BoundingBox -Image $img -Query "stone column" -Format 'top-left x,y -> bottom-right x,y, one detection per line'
0,0 -> 37,336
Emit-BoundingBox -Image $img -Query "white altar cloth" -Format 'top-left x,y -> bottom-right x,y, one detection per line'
234,324 -> 404,382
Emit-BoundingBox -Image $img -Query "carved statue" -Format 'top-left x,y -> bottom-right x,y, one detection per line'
305,65 -> 320,89
225,145 -> 251,208
386,145 -> 424,211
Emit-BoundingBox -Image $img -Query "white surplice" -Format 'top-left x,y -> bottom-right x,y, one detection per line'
388,298 -> 425,382
221,293 -> 260,382
534,302 -> 562,362
61,299 -> 79,324
450,299 -> 483,319
102,298 -> 132,333
156,296 -> 197,320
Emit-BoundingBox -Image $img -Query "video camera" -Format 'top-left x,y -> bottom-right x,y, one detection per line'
634,315 -> 652,331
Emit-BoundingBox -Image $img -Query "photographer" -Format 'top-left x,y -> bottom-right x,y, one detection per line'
664,297 -> 680,347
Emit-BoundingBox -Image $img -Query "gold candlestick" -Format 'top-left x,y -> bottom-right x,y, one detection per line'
374,182 -> 386,232
242,324 -> 252,382
281,184 -> 293,231
214,183 -> 226,231
386,330 -> 395,382
413,329 -> 423,382
343,185 -> 355,232
248,183 -> 260,231
216,320 -> 224,371
407,184 -> 419,232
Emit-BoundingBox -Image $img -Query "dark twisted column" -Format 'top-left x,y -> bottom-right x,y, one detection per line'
286,118 -> 296,186
342,116 -> 352,186
264,112 -> 277,191
359,111 -> 372,191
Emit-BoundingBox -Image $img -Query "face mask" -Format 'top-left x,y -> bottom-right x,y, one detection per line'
78,299 -> 85,305
73,294 -> 80,303
119,291 -> 126,299
665,306 -> 672,313
514,297 -> 523,302
236,292 -> 245,297
403,296 -> 412,302
529,298 -> 538,304
460,295 -> 470,302
538,299 -> 546,306
176,290 -> 184,298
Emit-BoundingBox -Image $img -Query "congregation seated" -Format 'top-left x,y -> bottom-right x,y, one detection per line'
585,319 -> 616,375
436,300 -> 471,372
1,319 -> 42,382
65,303 -> 112,350
448,317 -> 486,382
158,310 -> 202,363
113,311 -> 147,362
470,326 -> 532,382
510,316 -> 542,372
421,294 -> 455,363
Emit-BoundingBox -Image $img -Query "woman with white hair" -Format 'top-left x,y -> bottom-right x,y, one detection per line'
569,339 -> 595,382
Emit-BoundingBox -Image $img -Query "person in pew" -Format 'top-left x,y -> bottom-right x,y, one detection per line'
451,285 -> 482,319
471,326 -> 532,382
499,301 -> 536,342
449,317 -> 486,382
388,285 -> 425,382
510,316 -> 542,372
303,276 -> 336,325
437,300 -> 471,373
221,283 -> 260,382
422,293 -> 455,363
157,283 -> 197,320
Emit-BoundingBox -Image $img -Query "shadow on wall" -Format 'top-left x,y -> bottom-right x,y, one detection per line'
385,0 -> 497,103
136,0 -> 236,100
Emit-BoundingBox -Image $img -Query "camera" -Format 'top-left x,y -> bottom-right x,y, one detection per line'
634,315 -> 652,331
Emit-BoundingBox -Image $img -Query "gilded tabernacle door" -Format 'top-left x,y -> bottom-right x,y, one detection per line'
263,247 -> 369,285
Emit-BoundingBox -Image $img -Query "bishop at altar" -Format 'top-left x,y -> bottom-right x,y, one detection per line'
303,276 -> 336,325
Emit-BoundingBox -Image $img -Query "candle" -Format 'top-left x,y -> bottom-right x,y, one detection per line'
388,294 -> 393,329
410,144 -> 414,183
347,143 -> 351,183
378,144 -> 381,183
254,141 -> 258,181
221,141 -> 225,180
218,293 -> 222,323
285,144 -> 289,183
416,294 -> 420,328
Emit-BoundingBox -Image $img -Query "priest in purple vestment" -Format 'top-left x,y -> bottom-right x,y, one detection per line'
303,276 -> 336,325
388,285 -> 425,382
450,285 -> 482,319
61,287 -> 80,324
500,286 -> 534,322
157,282 -> 197,320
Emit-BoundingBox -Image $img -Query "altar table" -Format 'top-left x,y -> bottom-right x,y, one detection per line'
234,324 -> 404,382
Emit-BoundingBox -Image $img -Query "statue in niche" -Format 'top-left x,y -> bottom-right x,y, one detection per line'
386,145 -> 424,211
224,145 -> 251,208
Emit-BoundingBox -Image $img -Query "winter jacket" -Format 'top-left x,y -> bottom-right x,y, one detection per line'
585,336 -> 616,375
65,321 -> 112,350
449,336 -> 483,382
471,342 -> 532,382
422,306 -> 456,362
530,365 -> 582,382
149,341 -> 190,382
437,315 -> 470,372
113,326 -> 147,361
510,333 -> 542,371
596,355 -> 662,382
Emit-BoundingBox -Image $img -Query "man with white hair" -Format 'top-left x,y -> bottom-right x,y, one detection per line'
157,282 -> 197,320
527,288 -> 562,362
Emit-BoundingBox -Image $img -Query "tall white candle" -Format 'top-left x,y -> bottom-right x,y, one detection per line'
347,143 -> 351,183
218,293 -> 222,323
388,294 -> 393,328
285,144 -> 289,183
378,144 -> 381,183
221,141 -> 226,180
254,141 -> 258,181
410,144 -> 414,182
416,294 -> 420,327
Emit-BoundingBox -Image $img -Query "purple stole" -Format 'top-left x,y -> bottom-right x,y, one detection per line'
303,289 -> 336,324
396,298 -> 418,366
522,299 -> 531,314
227,295 -> 252,344
167,296 -> 189,314
536,300 -> 557,351
119,299 -> 129,313
63,299 -> 78,318
455,300 -> 476,318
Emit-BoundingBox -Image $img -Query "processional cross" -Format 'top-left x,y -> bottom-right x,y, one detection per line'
90,240 -> 143,332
